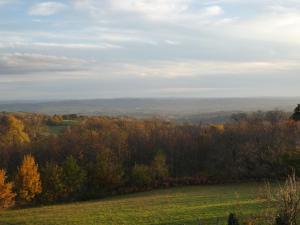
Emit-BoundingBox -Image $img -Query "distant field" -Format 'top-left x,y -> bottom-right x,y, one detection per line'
47,120 -> 80,134
0,183 -> 266,225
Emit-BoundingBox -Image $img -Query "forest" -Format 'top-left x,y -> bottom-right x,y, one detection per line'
0,110 -> 299,208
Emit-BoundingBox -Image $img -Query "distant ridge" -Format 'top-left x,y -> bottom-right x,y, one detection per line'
0,98 -> 298,116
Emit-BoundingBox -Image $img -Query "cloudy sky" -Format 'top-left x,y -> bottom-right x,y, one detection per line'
0,0 -> 300,100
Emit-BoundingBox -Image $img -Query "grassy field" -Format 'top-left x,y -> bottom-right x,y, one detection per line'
0,183 -> 266,225
47,120 -> 80,134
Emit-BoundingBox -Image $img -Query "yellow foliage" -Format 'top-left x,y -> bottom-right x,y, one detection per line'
210,124 -> 225,132
0,115 -> 30,145
16,155 -> 42,203
0,169 -> 16,209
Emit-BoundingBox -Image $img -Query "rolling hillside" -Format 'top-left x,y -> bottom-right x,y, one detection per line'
0,183 -> 265,225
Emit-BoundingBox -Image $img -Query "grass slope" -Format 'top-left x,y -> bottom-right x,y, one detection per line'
0,183 -> 265,225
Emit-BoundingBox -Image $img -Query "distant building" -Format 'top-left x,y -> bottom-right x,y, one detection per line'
291,104 -> 300,121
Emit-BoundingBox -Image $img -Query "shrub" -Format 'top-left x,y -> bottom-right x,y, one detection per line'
264,173 -> 300,225
275,173 -> 300,225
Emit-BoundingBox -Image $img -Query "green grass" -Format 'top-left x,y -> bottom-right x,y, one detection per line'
47,120 -> 80,134
0,183 -> 267,225
59,120 -> 80,126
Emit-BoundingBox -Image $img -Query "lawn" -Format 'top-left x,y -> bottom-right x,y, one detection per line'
0,183 -> 266,225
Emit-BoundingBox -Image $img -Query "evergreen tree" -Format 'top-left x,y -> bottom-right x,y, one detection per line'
0,169 -> 16,209
62,156 -> 86,199
16,155 -> 42,203
41,162 -> 65,203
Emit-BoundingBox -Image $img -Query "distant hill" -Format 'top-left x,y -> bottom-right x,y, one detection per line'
0,98 -> 298,122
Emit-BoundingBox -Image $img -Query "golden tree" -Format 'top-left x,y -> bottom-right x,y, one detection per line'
16,155 -> 42,203
0,115 -> 30,145
0,169 -> 16,209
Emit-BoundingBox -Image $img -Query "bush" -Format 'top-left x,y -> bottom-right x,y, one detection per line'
264,173 -> 300,225
275,173 -> 300,225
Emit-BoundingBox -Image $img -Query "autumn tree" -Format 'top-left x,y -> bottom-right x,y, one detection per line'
0,115 -> 30,145
131,164 -> 152,188
88,148 -> 123,195
0,169 -> 16,209
0,111 -> 298,204
23,114 -> 48,140
46,115 -> 62,126
151,152 -> 169,181
16,155 -> 42,203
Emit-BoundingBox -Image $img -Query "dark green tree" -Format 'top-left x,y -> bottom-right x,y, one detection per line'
62,156 -> 86,199
41,162 -> 65,203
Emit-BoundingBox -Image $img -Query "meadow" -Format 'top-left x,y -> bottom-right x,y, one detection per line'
0,183 -> 266,225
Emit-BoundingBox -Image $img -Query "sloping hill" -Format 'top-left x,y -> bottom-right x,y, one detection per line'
0,183 -> 265,225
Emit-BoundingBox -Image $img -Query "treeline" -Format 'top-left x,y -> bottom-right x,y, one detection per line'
0,111 -> 299,207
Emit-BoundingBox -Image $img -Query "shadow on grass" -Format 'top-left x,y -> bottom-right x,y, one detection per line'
0,222 -> 25,225
154,216 -> 228,225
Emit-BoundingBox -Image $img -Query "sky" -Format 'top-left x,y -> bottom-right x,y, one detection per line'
1,0 -> 300,100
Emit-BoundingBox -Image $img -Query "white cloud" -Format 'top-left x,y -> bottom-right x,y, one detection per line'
29,2 -> 66,16
205,0 -> 300,7
0,53 -> 87,75
110,0 -> 191,20
72,0 -> 225,23
0,30 -> 157,50
89,60 -> 300,79
202,6 -> 224,16
165,40 -> 181,45
223,7 -> 300,45
33,42 -> 122,49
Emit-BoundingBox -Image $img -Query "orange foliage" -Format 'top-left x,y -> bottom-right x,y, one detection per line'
16,155 -> 42,203
0,169 -> 16,209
